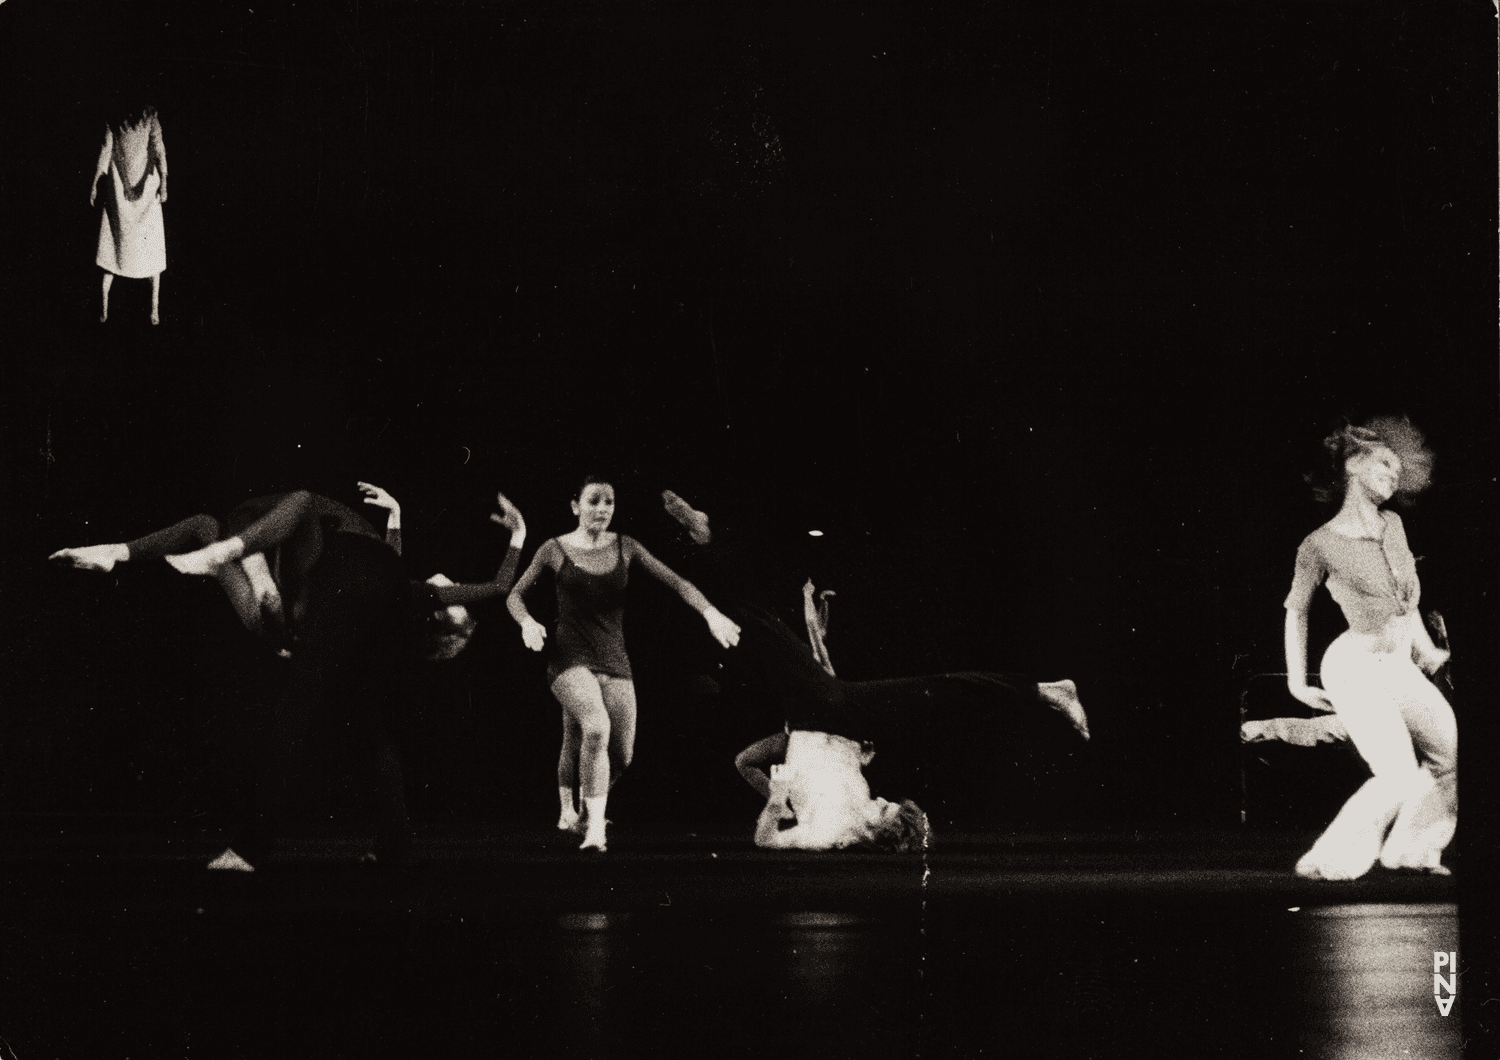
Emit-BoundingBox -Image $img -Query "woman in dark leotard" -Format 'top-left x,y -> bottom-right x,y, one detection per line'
50,486 -> 527,869
507,475 -> 741,852
659,490 -> 1089,852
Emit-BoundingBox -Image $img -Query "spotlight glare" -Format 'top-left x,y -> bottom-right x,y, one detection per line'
808,530 -> 824,537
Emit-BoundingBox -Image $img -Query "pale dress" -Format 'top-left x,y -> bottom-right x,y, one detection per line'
94,113 -> 167,278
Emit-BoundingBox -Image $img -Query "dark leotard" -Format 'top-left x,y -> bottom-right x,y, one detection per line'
551,535 -> 632,682
508,533 -> 713,685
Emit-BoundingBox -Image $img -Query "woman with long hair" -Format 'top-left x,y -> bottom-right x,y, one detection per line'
660,490 -> 1089,853
1283,416 -> 1456,879
50,485 -> 527,869
92,103 -> 168,324
507,475 -> 741,853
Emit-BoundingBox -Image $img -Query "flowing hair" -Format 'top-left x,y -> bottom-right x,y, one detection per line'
863,799 -> 933,854
1304,415 -> 1434,507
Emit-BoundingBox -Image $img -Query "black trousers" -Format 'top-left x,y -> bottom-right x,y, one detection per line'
719,603 -> 1043,749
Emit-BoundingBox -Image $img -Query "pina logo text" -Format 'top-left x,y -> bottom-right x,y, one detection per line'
1433,951 -> 1457,1017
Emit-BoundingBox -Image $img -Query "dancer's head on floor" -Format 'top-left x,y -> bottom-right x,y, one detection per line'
865,798 -> 933,854
572,474 -> 617,535
413,575 -> 479,661
1306,415 -> 1433,508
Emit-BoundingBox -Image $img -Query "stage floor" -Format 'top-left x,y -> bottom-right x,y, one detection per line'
0,820 -> 1464,1059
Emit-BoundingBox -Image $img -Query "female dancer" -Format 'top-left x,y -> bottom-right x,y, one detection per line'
507,476 -> 741,852
1283,417 -> 1456,879
661,490 -> 1089,852
92,103 -> 168,324
50,486 -> 526,869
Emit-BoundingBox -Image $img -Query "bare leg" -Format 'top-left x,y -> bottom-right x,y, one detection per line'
550,667 -> 613,851
150,273 -> 160,325
598,676 -> 638,789
100,272 -> 113,322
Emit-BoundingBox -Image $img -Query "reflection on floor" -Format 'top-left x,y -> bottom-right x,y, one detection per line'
0,825 -> 1462,1058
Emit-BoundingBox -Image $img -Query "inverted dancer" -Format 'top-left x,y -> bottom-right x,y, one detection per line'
1282,417 -> 1456,879
92,103 -> 168,324
50,486 -> 527,870
507,476 -> 741,853
661,490 -> 1089,852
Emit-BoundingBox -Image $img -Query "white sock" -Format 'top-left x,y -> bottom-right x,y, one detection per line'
582,795 -> 608,843
558,786 -> 578,823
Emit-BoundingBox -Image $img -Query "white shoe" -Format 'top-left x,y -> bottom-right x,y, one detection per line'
207,847 -> 255,872
558,811 -> 583,834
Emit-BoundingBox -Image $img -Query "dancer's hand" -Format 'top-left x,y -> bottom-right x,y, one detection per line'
49,543 -> 128,572
704,607 -> 741,648
490,492 -> 526,542
1414,645 -> 1450,677
357,482 -> 400,514
1288,682 -> 1336,713
89,184 -> 97,208
520,616 -> 547,652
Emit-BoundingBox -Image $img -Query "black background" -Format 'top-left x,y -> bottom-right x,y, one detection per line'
0,0 -> 1494,878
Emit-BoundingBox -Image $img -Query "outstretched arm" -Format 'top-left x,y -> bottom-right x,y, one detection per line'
803,579 -> 836,676
625,536 -> 741,648
428,492 -> 529,606
735,732 -> 789,800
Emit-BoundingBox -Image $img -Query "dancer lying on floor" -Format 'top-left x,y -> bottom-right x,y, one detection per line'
1282,417 -> 1456,879
507,474 -> 741,853
660,490 -> 1089,852
50,486 -> 527,870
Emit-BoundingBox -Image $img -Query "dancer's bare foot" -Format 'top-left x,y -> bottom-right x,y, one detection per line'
207,847 -> 255,872
49,543 -> 129,572
557,810 -> 583,834
1038,679 -> 1089,740
661,490 -> 712,545
165,537 -> 245,575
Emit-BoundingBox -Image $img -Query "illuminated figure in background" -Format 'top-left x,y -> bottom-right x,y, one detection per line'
92,103 -> 168,324
659,490 -> 1088,853
507,476 -> 741,854
50,485 -> 528,870
1282,417 -> 1456,879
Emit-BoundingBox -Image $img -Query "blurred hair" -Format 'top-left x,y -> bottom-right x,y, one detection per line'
863,799 -> 933,854
109,102 -> 158,130
1304,415 -> 1433,507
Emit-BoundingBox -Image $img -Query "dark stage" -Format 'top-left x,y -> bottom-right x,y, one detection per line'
0,822 -> 1462,1059
0,1 -> 1496,1057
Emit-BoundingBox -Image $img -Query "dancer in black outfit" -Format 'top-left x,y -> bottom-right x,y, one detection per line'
507,476 -> 740,852
51,486 -> 527,870
659,490 -> 1089,852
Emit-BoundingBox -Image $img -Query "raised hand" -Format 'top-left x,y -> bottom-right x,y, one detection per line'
49,543 -> 129,572
357,481 -> 400,513
490,491 -> 526,539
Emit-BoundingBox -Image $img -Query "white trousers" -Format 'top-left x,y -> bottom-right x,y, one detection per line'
1297,632 -> 1458,879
